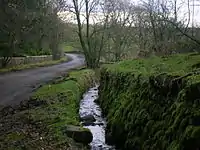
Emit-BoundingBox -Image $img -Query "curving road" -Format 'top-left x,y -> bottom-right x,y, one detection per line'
0,54 -> 85,106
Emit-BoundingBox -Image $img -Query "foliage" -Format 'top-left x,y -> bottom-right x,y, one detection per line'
62,23 -> 82,50
0,0 -> 66,67
0,69 -> 96,149
22,49 -> 51,56
98,53 -> 200,150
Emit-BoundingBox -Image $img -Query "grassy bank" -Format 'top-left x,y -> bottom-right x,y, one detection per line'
0,69 -> 96,150
98,53 -> 200,150
62,44 -> 82,53
0,57 -> 67,73
63,45 -> 75,52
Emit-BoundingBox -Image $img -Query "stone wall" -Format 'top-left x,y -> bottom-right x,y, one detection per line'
98,54 -> 200,150
0,55 -> 52,68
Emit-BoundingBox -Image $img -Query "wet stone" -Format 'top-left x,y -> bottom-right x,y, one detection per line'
82,122 -> 96,126
64,125 -> 93,144
95,122 -> 104,126
80,114 -> 96,122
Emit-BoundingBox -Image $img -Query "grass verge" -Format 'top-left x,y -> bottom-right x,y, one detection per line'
104,53 -> 200,76
0,57 -> 68,74
0,69 -> 96,150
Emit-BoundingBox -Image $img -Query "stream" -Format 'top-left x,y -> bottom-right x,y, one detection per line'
79,85 -> 115,150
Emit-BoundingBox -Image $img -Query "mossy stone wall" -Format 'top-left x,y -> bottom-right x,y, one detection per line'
98,54 -> 200,150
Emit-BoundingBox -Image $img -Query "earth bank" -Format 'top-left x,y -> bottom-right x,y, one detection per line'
0,68 -> 96,150
98,53 -> 200,150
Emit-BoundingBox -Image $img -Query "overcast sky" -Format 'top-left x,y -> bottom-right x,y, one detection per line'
134,0 -> 200,26
60,0 -> 200,26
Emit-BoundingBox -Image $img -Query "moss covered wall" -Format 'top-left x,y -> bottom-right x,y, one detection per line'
98,54 -> 200,150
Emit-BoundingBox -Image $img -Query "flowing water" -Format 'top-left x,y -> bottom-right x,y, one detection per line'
79,85 -> 115,150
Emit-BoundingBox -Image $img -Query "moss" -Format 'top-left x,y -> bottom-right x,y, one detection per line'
6,132 -> 25,141
98,53 -> 200,150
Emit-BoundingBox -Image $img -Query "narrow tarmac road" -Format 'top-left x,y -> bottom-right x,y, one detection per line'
0,54 -> 85,106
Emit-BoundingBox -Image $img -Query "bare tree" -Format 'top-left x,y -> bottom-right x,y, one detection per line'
66,0 -> 108,68
65,0 -> 200,62
133,0 -> 200,56
158,0 -> 200,47
102,0 -> 136,61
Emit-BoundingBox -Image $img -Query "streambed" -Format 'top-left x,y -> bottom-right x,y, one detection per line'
79,85 -> 115,150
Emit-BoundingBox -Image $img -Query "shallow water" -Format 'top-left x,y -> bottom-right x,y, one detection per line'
79,85 -> 115,150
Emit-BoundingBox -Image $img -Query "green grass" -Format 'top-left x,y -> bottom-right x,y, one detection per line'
104,53 -> 200,76
63,45 -> 75,52
62,44 -> 80,53
29,80 -> 80,126
27,69 -> 95,145
62,43 -> 82,53
29,69 -> 96,126
0,69 -> 96,150
0,57 -> 67,73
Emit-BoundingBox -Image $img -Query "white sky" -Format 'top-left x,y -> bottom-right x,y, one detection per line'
59,0 -> 200,26
135,0 -> 200,26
